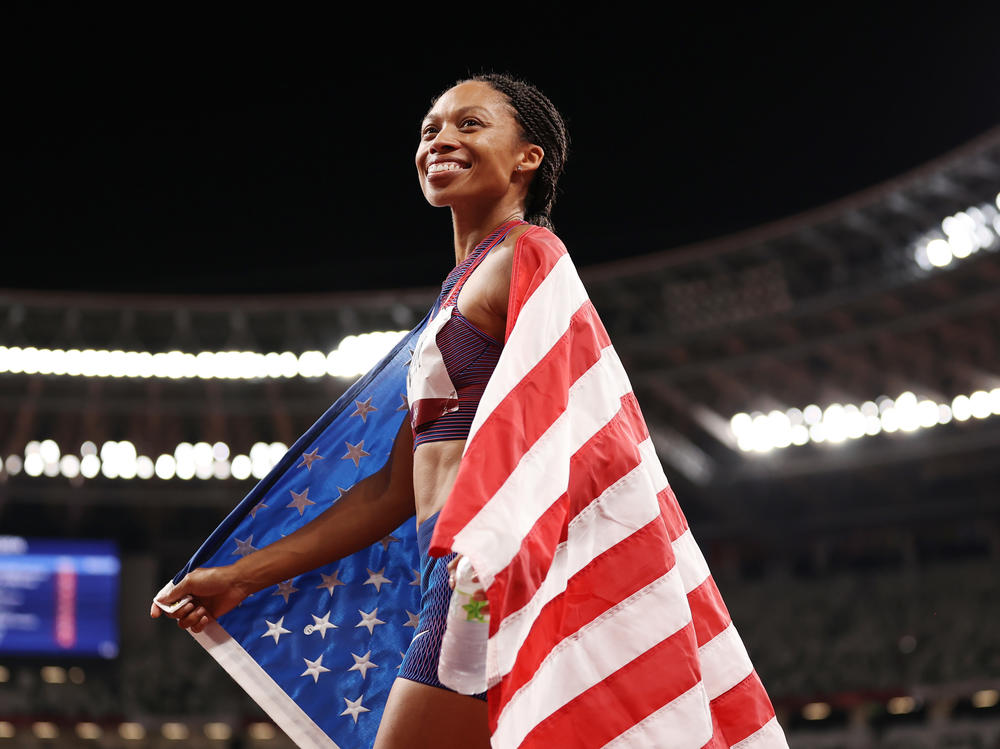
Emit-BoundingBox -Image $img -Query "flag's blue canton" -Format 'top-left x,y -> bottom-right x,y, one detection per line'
174,318 -> 428,748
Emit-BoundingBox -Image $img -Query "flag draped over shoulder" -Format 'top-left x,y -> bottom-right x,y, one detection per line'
429,227 -> 788,749
171,322 -> 426,749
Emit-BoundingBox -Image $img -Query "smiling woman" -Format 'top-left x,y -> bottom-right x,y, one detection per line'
152,73 -> 784,749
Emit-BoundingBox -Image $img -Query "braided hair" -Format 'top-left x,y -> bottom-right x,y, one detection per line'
473,73 -> 569,231
433,73 -> 569,231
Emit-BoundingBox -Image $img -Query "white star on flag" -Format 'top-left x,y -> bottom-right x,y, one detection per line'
348,651 -> 378,679
260,617 -> 292,645
300,655 -> 331,683
340,694 -> 370,724
297,447 -> 324,471
350,397 -> 378,422
272,580 -> 299,603
378,535 -> 399,551
307,611 -> 337,639
409,569 -> 421,586
248,501 -> 268,519
316,570 -> 345,595
341,440 -> 370,468
396,393 -> 408,411
404,610 -> 419,628
363,567 -> 392,592
232,535 -> 258,557
286,488 -> 316,515
355,608 -> 385,635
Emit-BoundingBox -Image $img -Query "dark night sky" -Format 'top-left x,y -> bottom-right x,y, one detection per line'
5,7 -> 1000,295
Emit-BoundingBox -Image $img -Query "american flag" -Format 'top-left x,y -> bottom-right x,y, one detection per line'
430,227 -> 789,748
170,320 -> 427,749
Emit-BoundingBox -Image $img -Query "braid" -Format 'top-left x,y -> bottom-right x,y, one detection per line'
470,73 -> 570,231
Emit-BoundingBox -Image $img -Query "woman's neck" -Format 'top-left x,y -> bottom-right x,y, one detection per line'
450,201 -> 525,265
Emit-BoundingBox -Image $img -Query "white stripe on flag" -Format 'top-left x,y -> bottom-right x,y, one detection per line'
492,568 -> 693,749
192,622 -> 339,749
455,345 -> 633,582
731,716 -> 790,749
672,529 -> 712,594
467,253 -> 587,445
488,438 -> 667,682
600,681 -> 713,749
699,622 -> 755,701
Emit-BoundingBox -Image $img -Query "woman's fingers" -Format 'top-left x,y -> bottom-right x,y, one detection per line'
177,603 -> 211,631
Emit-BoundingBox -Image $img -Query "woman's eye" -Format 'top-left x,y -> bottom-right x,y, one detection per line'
461,118 -> 482,128
421,126 -> 438,138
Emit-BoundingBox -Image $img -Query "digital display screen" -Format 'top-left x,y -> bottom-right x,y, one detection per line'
0,536 -> 119,658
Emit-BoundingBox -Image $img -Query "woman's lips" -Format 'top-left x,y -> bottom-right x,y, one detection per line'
426,160 -> 470,181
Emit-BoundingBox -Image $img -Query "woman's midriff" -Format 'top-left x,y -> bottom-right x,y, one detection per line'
412,438 -> 466,526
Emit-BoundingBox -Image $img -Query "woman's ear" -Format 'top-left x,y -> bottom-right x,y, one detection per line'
517,144 -> 545,174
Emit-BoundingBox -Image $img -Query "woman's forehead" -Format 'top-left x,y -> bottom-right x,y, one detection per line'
424,80 -> 508,120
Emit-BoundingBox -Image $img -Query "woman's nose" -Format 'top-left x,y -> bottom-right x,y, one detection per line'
429,126 -> 459,153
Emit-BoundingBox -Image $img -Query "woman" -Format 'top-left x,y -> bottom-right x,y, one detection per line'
152,72 -> 570,749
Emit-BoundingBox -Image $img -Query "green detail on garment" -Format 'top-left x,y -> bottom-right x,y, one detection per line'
462,598 -> 489,623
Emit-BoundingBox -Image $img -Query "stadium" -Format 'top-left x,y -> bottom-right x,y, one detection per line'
2,13 -> 999,749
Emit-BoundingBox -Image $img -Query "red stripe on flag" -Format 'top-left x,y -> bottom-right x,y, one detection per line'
494,518 -> 678,721
429,302 -> 610,555
487,392 -> 651,620
710,670 -> 777,746
505,228 -> 568,339
687,576 -> 733,648
514,620 -> 703,748
657,484 -> 691,539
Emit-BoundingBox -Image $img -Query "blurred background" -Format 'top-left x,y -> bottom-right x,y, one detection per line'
1,7 -> 999,748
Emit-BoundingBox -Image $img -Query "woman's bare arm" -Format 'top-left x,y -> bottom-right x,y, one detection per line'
152,418 -> 415,631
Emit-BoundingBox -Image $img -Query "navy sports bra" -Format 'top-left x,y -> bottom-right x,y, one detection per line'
407,219 -> 525,447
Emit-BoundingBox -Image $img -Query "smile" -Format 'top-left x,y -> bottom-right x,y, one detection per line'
427,162 -> 469,174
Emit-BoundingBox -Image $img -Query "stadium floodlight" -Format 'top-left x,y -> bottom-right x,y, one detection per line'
913,197 -> 1000,273
0,330 -> 410,381
732,384 -> 1000,453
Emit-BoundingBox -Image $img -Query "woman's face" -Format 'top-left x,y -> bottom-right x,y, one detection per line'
416,81 -> 533,210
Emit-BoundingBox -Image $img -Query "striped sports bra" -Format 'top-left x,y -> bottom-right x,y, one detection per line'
407,219 -> 525,447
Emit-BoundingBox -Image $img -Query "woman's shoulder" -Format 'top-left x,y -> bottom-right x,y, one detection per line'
511,223 -> 569,265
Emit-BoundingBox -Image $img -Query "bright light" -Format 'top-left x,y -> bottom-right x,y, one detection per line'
33,722 -> 59,739
0,722 -> 13,739
41,666 -> 66,683
730,412 -> 752,436
926,238 -> 952,267
24,453 -> 44,477
969,390 -> 991,419
4,455 -> 22,475
76,722 -> 102,739
735,383 -> 1000,453
39,439 -> 60,464
161,723 -> 189,740
802,702 -> 831,720
248,722 -> 277,740
204,722 -> 232,740
952,394 -> 972,421
59,455 -> 81,479
0,331 -> 410,380
155,454 -> 176,480
973,689 -> 999,708
136,456 -> 155,479
914,197 -> 1000,273
80,454 -> 101,478
231,454 -> 252,480
119,722 -> 145,740
887,696 -> 916,715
